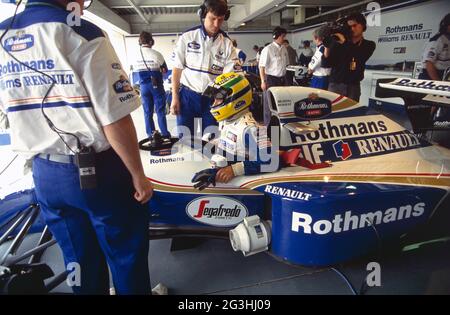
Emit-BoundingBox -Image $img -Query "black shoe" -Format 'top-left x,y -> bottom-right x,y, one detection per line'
150,131 -> 163,148
161,134 -> 172,144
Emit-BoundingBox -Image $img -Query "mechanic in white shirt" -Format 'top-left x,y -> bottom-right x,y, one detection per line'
170,0 -> 237,138
134,31 -> 170,141
0,0 -> 152,294
419,14 -> 450,80
259,26 -> 289,125
232,39 -> 247,65
308,26 -> 331,89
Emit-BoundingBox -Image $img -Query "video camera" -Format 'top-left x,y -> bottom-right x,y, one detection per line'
322,16 -> 352,47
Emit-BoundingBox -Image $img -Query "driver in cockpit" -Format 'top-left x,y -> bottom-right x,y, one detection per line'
191,72 -> 279,190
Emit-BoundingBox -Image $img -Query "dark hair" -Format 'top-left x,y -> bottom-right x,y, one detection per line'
139,31 -> 154,46
203,0 -> 229,18
273,26 -> 287,39
303,40 -> 310,47
253,45 -> 259,50
439,13 -> 450,34
232,39 -> 237,47
284,39 -> 290,44
346,12 -> 367,31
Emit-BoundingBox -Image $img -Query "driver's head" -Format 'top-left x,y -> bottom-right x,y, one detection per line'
207,72 -> 252,122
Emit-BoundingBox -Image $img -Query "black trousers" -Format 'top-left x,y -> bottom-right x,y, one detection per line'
264,75 -> 286,125
285,71 -> 294,86
328,82 -> 361,102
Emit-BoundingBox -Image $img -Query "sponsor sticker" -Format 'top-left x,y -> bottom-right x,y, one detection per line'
234,100 -> 247,111
291,202 -> 426,235
119,93 -> 135,103
186,196 -> 248,227
4,33 -> 34,52
226,131 -> 237,142
187,41 -> 201,50
391,79 -> 450,92
333,140 -> 352,160
211,64 -> 224,72
111,63 -> 122,70
113,75 -> 133,94
264,185 -> 312,201
294,93 -> 332,120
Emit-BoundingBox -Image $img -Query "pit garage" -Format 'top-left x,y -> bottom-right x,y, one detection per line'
0,0 -> 449,298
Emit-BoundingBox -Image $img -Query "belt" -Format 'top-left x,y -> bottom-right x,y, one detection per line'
180,84 -> 202,95
37,153 -> 75,164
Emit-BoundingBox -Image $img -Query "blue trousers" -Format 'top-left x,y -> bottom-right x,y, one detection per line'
32,149 -> 150,295
310,76 -> 329,90
176,86 -> 218,138
140,81 -> 169,137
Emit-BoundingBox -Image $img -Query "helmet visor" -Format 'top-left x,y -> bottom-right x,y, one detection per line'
203,84 -> 232,107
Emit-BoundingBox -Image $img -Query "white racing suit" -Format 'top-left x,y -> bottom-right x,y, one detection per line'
214,112 -> 277,176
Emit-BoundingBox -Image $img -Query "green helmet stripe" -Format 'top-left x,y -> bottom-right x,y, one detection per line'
222,75 -> 244,89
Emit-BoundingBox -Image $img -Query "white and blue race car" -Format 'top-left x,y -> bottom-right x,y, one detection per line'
0,78 -> 449,292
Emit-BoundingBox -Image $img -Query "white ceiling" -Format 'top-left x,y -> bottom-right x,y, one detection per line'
89,0 -> 405,35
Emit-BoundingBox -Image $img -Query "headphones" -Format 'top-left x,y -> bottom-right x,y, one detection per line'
272,27 -> 287,40
198,0 -> 230,21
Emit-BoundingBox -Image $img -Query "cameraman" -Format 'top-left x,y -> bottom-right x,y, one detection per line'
322,13 -> 376,102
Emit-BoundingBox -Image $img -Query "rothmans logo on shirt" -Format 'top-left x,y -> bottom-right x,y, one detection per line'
3,32 -> 34,52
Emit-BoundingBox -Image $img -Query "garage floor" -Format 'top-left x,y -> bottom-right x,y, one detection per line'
5,234 -> 448,295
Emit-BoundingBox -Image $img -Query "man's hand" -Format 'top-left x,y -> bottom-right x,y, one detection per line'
333,33 -> 346,44
170,95 -> 181,115
216,166 -> 235,183
132,175 -> 154,204
261,81 -> 268,91
102,115 -> 154,204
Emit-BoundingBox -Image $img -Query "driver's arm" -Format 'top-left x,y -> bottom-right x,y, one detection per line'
425,61 -> 441,81
232,126 -> 279,176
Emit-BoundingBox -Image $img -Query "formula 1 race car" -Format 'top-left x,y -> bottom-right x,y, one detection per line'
0,78 -> 449,293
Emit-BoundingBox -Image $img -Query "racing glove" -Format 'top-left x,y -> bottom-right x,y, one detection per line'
191,168 -> 218,191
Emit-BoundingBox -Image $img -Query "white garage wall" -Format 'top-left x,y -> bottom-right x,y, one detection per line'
291,0 -> 450,66
364,0 -> 449,65
124,31 -> 289,71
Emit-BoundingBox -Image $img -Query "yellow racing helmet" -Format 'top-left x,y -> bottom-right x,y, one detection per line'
204,72 -> 252,122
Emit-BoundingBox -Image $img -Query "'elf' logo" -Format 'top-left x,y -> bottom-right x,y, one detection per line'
333,140 -> 352,160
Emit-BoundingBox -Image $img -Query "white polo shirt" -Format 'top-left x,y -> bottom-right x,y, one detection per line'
171,25 -> 237,93
259,42 -> 289,78
0,4 -> 140,157
421,33 -> 450,72
133,45 -> 167,72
